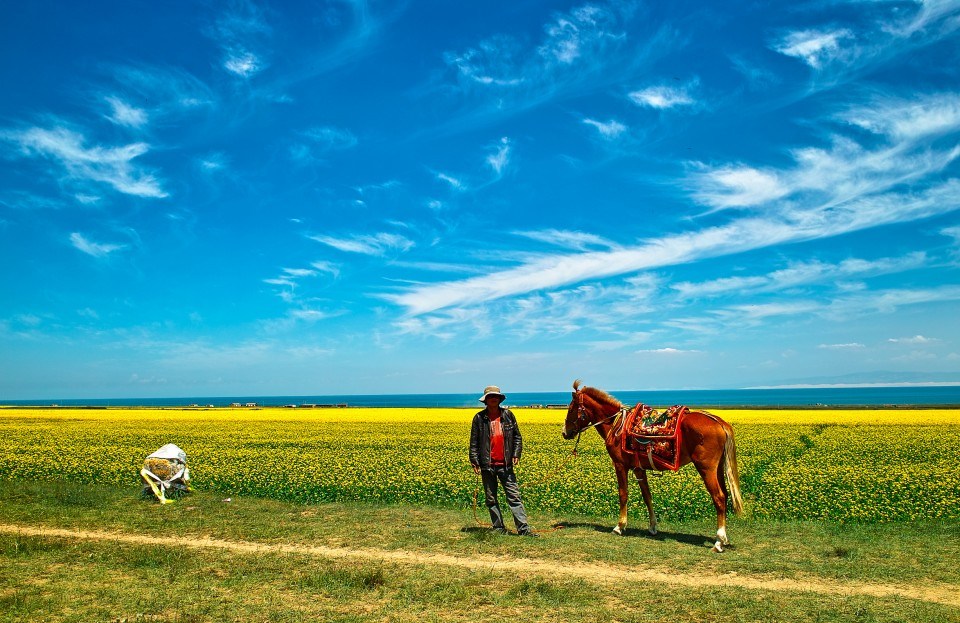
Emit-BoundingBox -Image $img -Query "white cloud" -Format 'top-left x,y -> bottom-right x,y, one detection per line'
828,285 -> 960,317
70,232 -> 125,258
289,309 -> 335,322
436,172 -> 465,190
309,232 -> 414,255
75,194 -> 100,204
818,343 -> 865,350
673,252 -> 928,298
486,137 -> 511,174
5,126 -> 167,198
841,93 -> 960,141
303,126 -> 358,150
693,166 -> 788,209
582,117 -> 627,138
672,275 -> 768,298
282,268 -> 315,278
104,96 -> 148,128
628,85 -> 695,109
110,65 -> 216,116
443,1 -> 634,96
224,50 -> 264,77
512,228 -> 619,251
387,176 -> 960,316
692,94 -> 960,213
635,347 -> 702,354
890,0 -> 960,37
310,261 -> 340,278
888,335 -> 937,344
773,28 -> 854,69
209,3 -> 271,79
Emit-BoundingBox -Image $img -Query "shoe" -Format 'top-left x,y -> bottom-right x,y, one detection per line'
490,527 -> 508,535
519,530 -> 540,538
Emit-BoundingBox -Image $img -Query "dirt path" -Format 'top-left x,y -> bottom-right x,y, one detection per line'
2,522 -> 957,608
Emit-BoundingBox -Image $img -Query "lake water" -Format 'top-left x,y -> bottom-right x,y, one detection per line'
5,385 -> 959,408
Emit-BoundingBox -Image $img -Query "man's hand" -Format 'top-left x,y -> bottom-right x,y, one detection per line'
512,457 -> 519,466
472,464 -> 481,475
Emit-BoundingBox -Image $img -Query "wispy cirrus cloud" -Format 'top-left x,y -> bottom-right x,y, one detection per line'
207,1 -> 271,79
694,92 -> 960,211
386,93 -> 960,317
435,171 -> 465,190
772,28 -> 855,69
485,137 -> 511,175
582,117 -> 627,138
840,92 -> 960,141
104,96 -> 148,128
635,347 -> 702,354
264,262 -> 341,303
436,1 -> 654,131
309,231 -> 414,255
628,83 -> 697,109
692,166 -> 787,209
69,232 -> 125,258
290,126 -> 359,164
109,65 -> 216,116
511,228 -> 620,251
889,335 -> 937,344
770,2 -> 960,84
818,342 -> 865,350
3,125 -> 167,198
672,252 -> 928,298
302,126 -> 358,150
446,3 -> 632,88
224,52 -> 264,78
387,179 -> 960,316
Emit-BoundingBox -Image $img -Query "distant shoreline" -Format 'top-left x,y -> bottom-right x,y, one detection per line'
2,384 -> 958,410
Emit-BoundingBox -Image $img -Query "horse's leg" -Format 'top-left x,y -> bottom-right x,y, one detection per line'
633,468 -> 657,535
612,462 -> 629,535
695,462 -> 728,552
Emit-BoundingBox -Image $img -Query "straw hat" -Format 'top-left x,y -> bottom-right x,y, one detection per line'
479,385 -> 506,402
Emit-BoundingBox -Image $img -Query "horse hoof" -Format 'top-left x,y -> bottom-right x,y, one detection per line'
712,541 -> 724,553
612,526 -> 623,536
648,528 -> 658,536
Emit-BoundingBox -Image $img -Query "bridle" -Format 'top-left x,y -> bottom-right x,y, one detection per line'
565,390 -> 626,439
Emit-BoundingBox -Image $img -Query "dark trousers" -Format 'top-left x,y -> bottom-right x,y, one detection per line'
481,466 -> 530,532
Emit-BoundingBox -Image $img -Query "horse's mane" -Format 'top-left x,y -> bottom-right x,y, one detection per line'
582,386 -> 623,409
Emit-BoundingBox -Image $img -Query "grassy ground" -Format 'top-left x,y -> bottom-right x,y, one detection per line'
1,480 -> 958,622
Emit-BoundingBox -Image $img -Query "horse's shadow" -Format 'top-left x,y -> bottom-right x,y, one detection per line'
551,521 -> 720,548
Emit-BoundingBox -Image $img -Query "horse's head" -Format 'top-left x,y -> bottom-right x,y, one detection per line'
562,379 -> 622,439
562,379 -> 588,439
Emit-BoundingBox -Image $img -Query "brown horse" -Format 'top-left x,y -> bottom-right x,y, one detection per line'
562,380 -> 743,552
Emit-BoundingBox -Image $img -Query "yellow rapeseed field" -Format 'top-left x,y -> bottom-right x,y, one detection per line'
1,406 -> 958,522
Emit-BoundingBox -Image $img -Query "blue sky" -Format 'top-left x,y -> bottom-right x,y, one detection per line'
2,0 -> 960,399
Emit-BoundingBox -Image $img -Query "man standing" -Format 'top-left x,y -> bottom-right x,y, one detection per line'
469,385 -> 538,537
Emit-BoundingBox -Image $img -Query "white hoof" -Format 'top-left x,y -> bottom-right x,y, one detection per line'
648,526 -> 658,536
712,540 -> 724,553
612,525 -> 623,535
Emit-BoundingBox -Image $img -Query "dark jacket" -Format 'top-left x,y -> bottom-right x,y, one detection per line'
469,407 -> 522,470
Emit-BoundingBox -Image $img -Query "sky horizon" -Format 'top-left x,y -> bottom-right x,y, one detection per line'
3,1 -> 960,400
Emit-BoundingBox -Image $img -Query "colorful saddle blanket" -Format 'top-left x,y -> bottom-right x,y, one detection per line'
620,404 -> 689,471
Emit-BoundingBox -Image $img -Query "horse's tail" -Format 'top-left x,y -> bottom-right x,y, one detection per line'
722,424 -> 744,515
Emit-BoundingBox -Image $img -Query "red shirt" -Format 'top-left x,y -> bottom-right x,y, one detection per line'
489,412 -> 505,465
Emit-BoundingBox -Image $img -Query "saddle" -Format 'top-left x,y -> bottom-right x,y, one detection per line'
620,404 -> 688,471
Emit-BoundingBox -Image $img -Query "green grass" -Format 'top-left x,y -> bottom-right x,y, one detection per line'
1,480 -> 958,622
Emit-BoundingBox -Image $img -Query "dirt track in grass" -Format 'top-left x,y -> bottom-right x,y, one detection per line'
2,522 -> 957,608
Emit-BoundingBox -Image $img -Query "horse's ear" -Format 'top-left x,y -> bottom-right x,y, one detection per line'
573,379 -> 582,391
